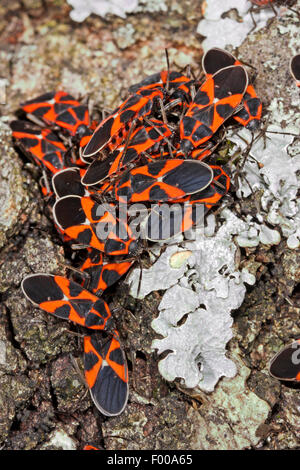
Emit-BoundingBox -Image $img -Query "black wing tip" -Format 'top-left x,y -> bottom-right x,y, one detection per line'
21,273 -> 54,303
89,383 -> 129,417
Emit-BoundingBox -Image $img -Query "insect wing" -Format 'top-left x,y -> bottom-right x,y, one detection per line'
11,120 -> 66,174
202,47 -> 237,76
84,332 -> 129,416
202,48 -> 261,130
115,159 -> 214,203
54,196 -> 137,256
180,65 -> 248,154
22,273 -> 112,330
52,168 -> 89,198
82,119 -> 172,186
82,88 -> 164,158
80,249 -> 133,295
144,203 -> 206,241
269,340 -> 300,382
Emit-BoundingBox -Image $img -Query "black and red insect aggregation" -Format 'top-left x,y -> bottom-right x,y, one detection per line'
81,119 -> 172,187
82,87 -> 165,158
13,46 -> 263,422
22,273 -> 129,416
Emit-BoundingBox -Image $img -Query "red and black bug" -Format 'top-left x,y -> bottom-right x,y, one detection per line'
21,91 -> 80,123
52,167 -> 89,198
14,45 -> 259,421
128,70 -> 189,93
170,165 -> 230,207
53,196 -> 138,256
114,159 -> 214,203
144,165 -> 230,241
231,84 -> 262,129
84,330 -> 128,417
21,273 -> 113,331
13,91 -> 95,172
11,120 -> 67,174
21,274 -> 128,416
82,66 -> 197,160
81,119 -> 172,187
21,91 -> 92,142
180,65 -> 249,156
148,141 -> 214,162
144,203 -> 205,242
78,248 -> 133,296
202,47 -> 262,130
289,54 -> 300,87
128,70 -> 195,106
82,86 -> 166,159
269,339 -> 300,382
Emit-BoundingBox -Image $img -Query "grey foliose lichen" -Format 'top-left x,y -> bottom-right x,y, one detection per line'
128,211 -> 256,392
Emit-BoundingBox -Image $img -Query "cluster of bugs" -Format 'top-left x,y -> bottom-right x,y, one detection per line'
10,46 -> 299,421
